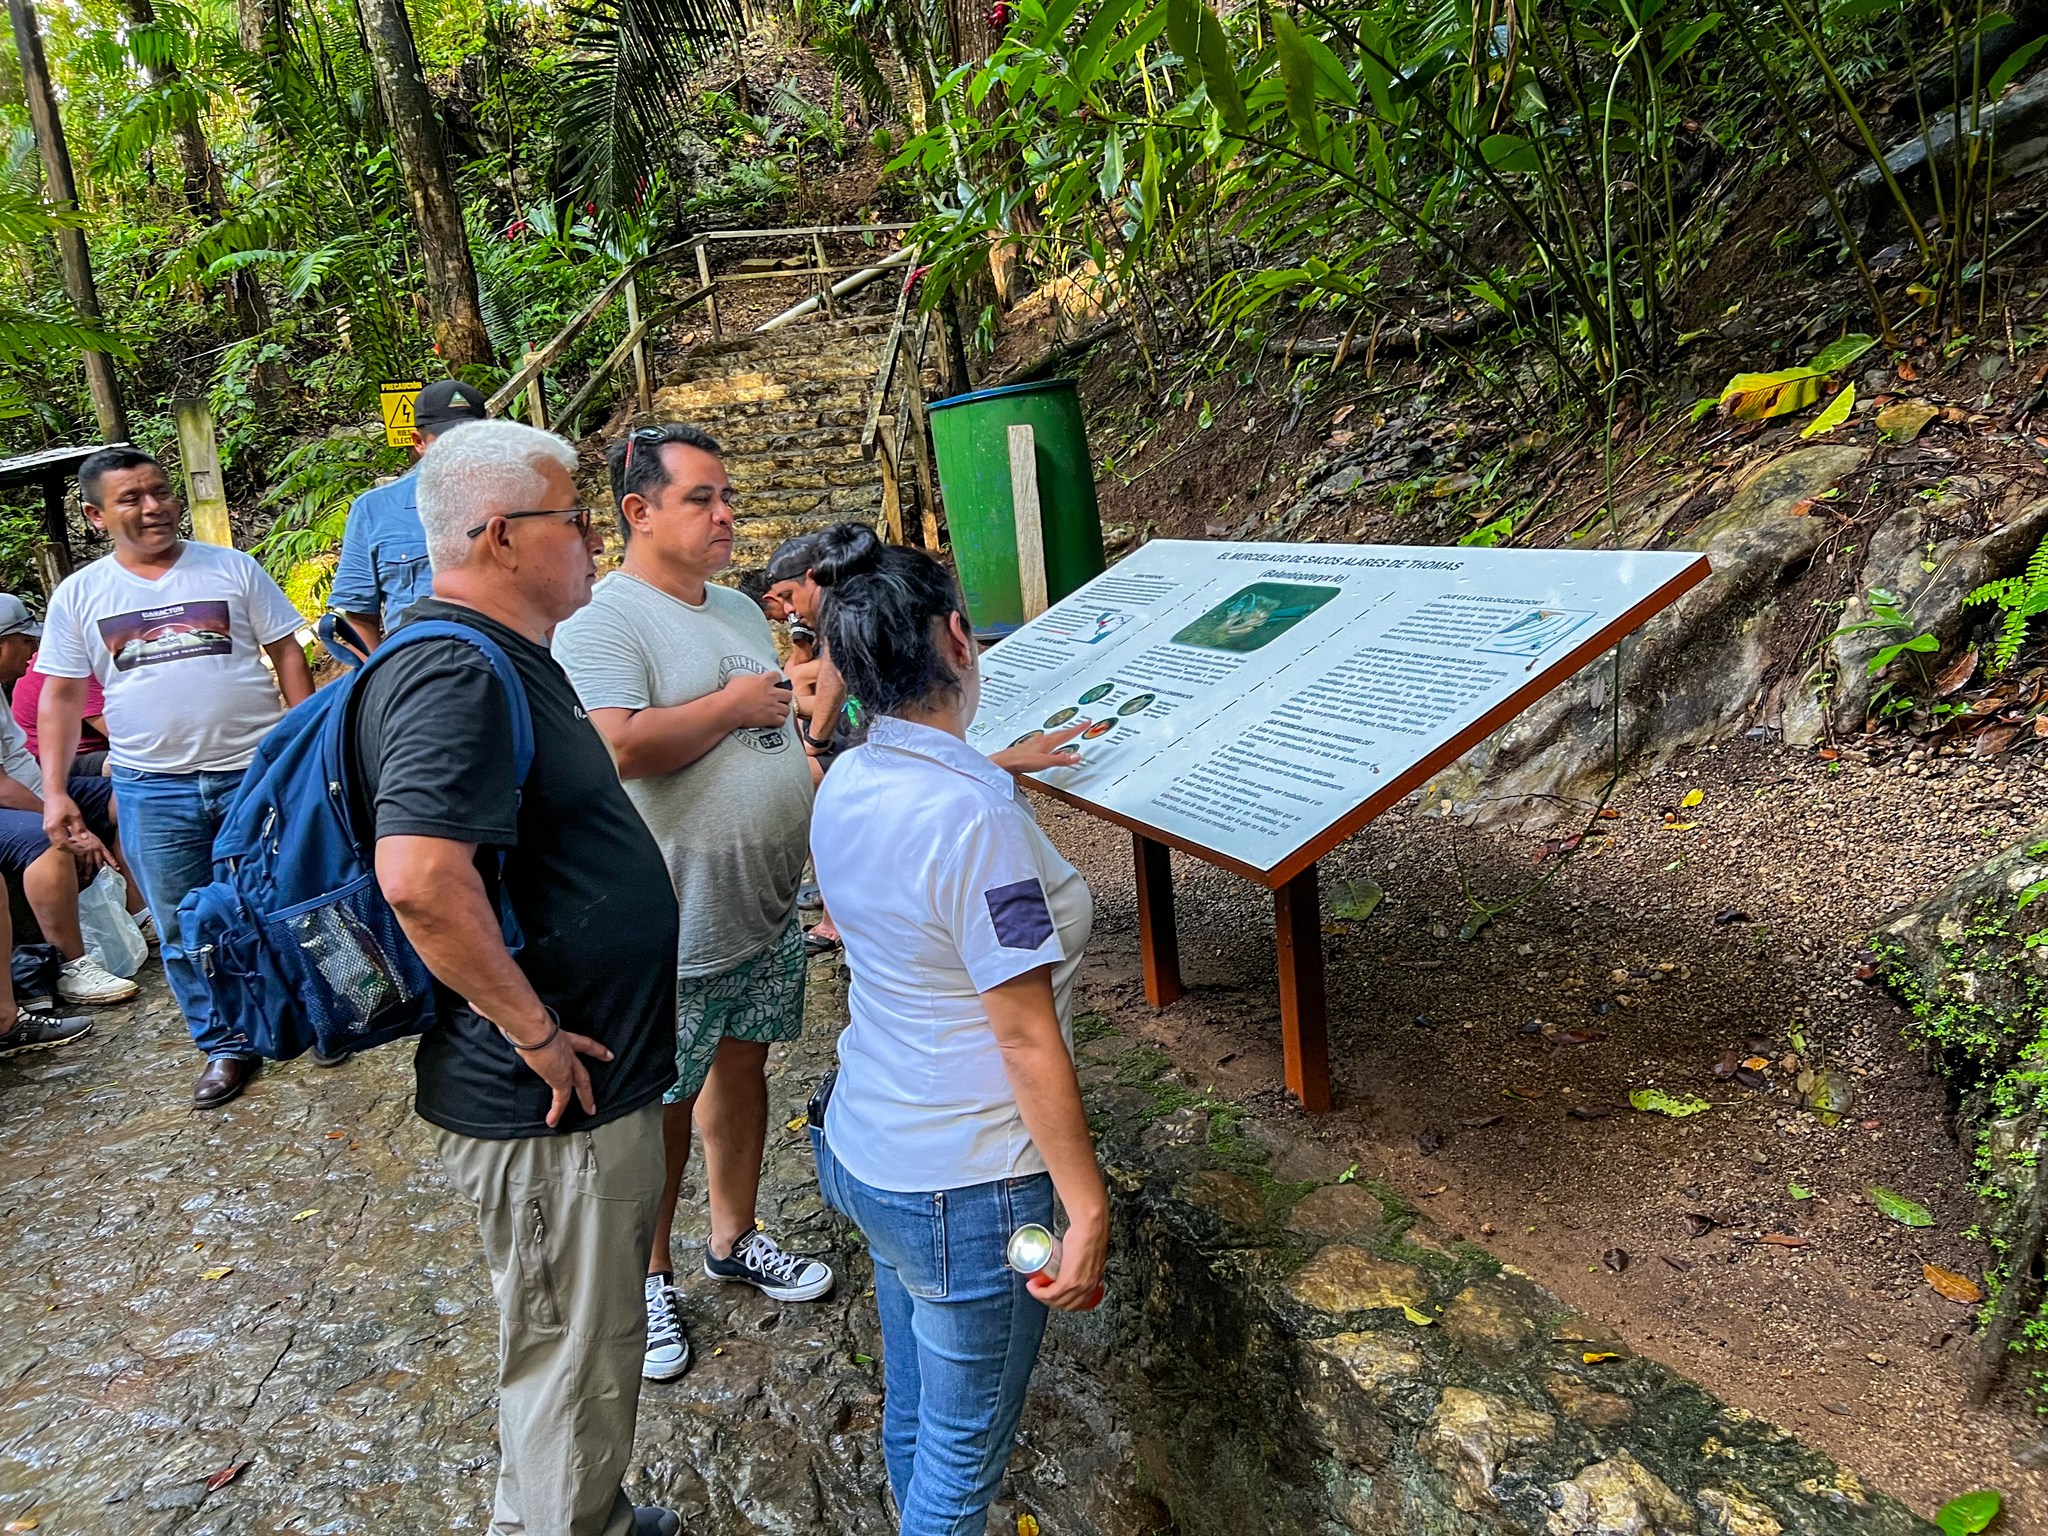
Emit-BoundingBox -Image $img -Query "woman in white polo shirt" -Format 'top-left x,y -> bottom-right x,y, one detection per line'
806,541 -> 1107,1536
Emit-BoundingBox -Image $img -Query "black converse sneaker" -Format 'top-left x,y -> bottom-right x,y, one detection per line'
642,1272 -> 691,1381
702,1226 -> 835,1302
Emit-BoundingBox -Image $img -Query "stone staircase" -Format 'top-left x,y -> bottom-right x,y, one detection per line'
634,312 -> 921,573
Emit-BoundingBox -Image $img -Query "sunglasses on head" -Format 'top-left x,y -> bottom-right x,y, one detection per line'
621,426 -> 669,481
466,507 -> 597,540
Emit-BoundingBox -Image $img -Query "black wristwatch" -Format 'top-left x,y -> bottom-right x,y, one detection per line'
803,728 -> 834,750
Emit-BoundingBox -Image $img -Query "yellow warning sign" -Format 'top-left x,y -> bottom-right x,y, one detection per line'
380,380 -> 423,447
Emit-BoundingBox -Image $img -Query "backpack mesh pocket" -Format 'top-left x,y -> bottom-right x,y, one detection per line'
273,881 -> 434,1040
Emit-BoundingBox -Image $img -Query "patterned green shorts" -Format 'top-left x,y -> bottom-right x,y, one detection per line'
666,912 -> 809,1103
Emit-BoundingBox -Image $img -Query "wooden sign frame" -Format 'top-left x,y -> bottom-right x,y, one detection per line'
1018,553 -> 1713,1111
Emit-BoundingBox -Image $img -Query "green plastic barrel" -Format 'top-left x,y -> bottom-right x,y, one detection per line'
927,378 -> 1106,636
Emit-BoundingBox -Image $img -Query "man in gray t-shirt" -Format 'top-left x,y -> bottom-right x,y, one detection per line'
555,425 -> 835,1385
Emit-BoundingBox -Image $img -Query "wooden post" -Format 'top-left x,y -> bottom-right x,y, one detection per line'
1274,863 -> 1331,1111
1008,423 -> 1048,621
878,440 -> 905,545
1134,834 -> 1183,1008
34,471 -> 69,595
173,395 -> 234,547
696,239 -> 721,340
624,274 -> 652,414
813,233 -> 834,317
521,349 -> 548,430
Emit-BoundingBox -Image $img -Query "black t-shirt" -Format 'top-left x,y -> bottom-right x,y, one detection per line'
350,599 -> 678,1138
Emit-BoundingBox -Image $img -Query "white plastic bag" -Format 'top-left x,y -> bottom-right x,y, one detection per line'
78,867 -> 147,979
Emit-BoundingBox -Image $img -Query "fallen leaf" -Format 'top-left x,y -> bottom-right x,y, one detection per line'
1418,1127 -> 1444,1157
1680,787 -> 1704,808
1789,1181 -> 1814,1200
1936,1489 -> 2002,1536
1714,907 -> 1751,925
1328,877 -> 1385,922
1712,1049 -> 1741,1080
1542,1023 -> 1605,1047
1460,1113 -> 1505,1129
1936,649 -> 1979,698
1602,1248 -> 1629,1273
1567,1105 -> 1616,1120
1019,1516 -> 1041,1536
326,1130 -> 346,1139
292,1209 -> 318,1222
1742,1056 -> 1770,1071
206,1461 -> 250,1493
1630,1088 -> 1710,1118
1758,1233 -> 1810,1248
1596,807 -> 1620,819
1877,400 -> 1939,441
1975,722 -> 2022,757
1661,820 -> 1698,831
1803,382 -> 1857,438
1721,367 -> 1827,420
784,1114 -> 808,1132
1506,1085 -> 1547,1101
1683,1213 -> 1718,1237
1924,1263 -> 1984,1305
1802,1068 -> 1856,1125
1583,1351 -> 1622,1363
1868,1185 -> 1936,1228
201,1266 -> 234,1281
5,1520 -> 39,1532
1401,1304 -> 1436,1326
1897,359 -> 1919,382
1660,1254 -> 1693,1272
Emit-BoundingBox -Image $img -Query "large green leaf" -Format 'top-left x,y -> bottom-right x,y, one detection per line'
1936,1489 -> 2002,1536
1273,10 -> 1322,156
1866,1186 -> 1935,1228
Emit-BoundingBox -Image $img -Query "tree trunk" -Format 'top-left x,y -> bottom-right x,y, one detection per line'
116,0 -> 282,390
7,0 -> 129,441
353,0 -> 493,370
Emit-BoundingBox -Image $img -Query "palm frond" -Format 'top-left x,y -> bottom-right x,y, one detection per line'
550,0 -> 743,211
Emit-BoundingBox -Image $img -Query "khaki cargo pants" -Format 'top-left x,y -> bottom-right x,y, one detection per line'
435,1102 -> 666,1536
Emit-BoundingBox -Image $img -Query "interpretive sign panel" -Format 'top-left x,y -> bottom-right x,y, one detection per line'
967,539 -> 1711,886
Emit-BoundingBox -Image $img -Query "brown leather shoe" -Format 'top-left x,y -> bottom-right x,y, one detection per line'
193,1055 -> 257,1109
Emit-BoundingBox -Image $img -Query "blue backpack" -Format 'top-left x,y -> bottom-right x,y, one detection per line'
177,620 -> 533,1061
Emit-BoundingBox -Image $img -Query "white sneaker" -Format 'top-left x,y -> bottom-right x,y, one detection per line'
59,954 -> 138,1004
643,1273 -> 691,1381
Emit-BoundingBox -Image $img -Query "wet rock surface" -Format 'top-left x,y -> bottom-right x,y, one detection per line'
0,963 -> 1937,1534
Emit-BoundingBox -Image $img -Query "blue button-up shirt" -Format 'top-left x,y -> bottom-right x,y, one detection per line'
331,472 -> 433,625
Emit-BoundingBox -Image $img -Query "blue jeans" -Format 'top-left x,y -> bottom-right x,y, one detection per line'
812,1124 -> 1052,1536
111,766 -> 249,1059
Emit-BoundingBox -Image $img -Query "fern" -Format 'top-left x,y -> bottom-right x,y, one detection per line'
1967,534 -> 2048,674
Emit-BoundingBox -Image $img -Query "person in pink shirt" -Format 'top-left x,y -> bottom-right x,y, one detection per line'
14,650 -> 110,777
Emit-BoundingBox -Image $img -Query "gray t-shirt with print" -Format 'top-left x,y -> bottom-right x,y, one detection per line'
554,571 -> 814,977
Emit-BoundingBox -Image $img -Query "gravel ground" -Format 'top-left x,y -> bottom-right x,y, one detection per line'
1043,731 -> 2048,1529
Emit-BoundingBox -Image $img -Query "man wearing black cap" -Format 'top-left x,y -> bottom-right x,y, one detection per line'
331,378 -> 488,651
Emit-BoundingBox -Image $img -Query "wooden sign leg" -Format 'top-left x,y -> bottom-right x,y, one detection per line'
1133,834 -> 1183,1008
1274,864 -> 1332,1111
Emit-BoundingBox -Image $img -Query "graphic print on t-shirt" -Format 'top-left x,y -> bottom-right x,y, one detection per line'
97,601 -> 235,671
719,654 -> 790,753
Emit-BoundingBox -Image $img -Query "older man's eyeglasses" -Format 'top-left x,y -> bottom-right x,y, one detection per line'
466,507 -> 597,540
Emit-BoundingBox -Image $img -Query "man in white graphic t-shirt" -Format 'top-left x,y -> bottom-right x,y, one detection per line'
37,447 -> 314,1108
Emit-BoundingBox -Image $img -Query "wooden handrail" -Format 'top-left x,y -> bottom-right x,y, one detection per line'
861,268 -> 916,458
483,245 -> 687,417
555,282 -> 716,430
489,223 -> 921,434
698,222 -> 915,241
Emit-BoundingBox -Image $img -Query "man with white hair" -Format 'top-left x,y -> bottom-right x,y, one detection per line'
353,418 -> 683,1536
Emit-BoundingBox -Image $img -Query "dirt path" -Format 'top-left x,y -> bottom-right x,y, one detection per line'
1043,732 -> 2048,1528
